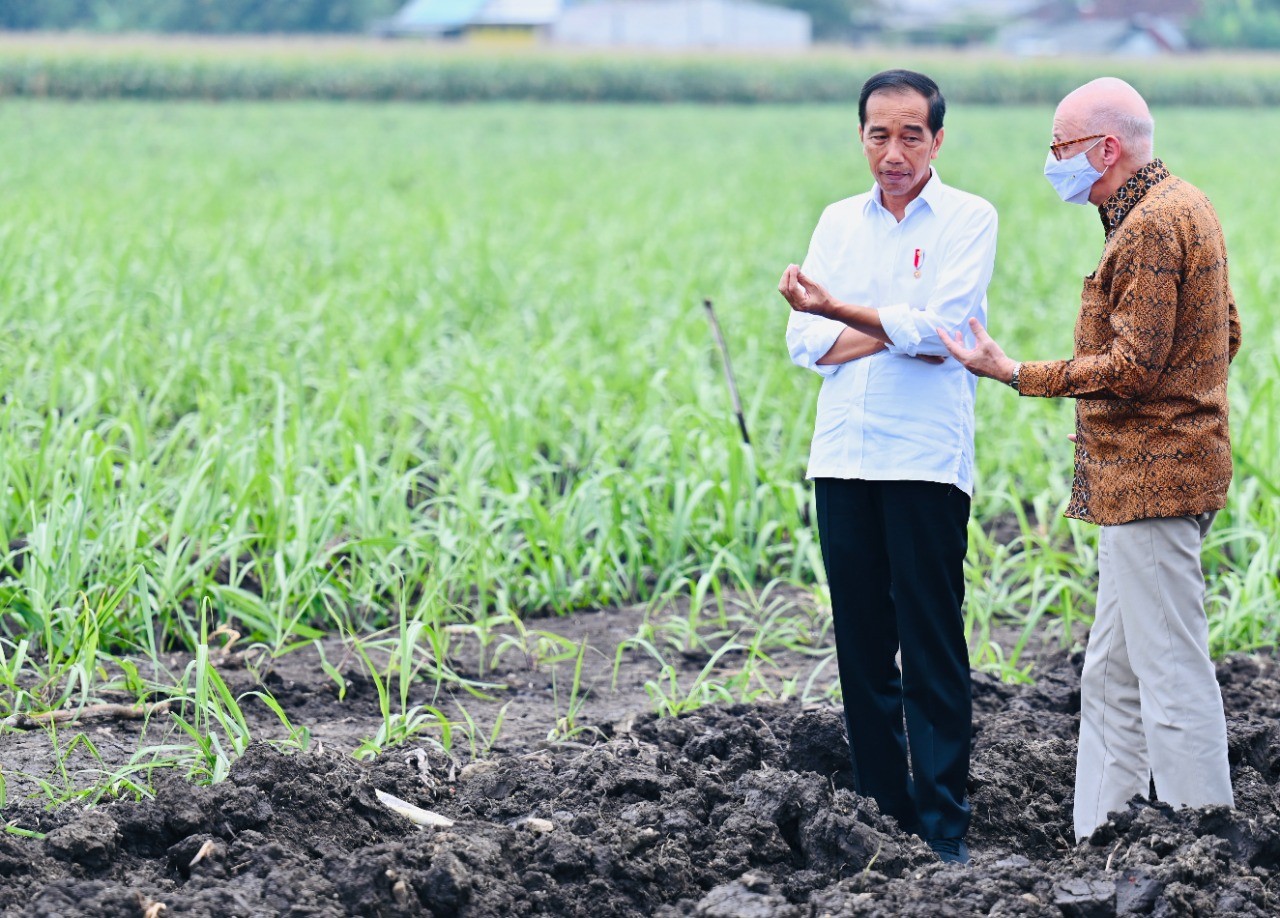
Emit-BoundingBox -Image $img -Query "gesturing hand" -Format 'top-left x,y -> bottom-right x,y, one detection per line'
778,264 -> 839,319
937,317 -> 1018,384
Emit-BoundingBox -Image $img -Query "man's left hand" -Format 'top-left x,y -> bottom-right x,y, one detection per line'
937,317 -> 1018,383
779,264 -> 839,319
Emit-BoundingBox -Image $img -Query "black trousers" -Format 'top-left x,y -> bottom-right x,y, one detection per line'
814,477 -> 972,840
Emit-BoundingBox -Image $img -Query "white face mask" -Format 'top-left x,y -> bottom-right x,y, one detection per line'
1044,138 -> 1107,205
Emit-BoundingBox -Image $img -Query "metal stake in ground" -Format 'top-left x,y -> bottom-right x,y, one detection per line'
702,298 -> 750,446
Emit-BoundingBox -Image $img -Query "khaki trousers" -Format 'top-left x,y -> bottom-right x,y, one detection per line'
1073,512 -> 1234,841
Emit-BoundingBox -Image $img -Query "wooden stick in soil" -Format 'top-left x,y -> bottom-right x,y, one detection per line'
702,298 -> 751,446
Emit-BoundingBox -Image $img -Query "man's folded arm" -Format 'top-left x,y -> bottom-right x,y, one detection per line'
817,328 -> 888,364
879,205 -> 998,358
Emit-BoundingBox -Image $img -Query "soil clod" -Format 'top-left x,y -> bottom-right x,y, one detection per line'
3,650 -> 1278,916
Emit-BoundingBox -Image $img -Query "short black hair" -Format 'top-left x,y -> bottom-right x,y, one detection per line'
858,70 -> 946,135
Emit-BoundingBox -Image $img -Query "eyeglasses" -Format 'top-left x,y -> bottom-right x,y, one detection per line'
1048,133 -> 1106,161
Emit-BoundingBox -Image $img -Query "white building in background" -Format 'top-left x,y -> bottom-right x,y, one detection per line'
552,0 -> 810,49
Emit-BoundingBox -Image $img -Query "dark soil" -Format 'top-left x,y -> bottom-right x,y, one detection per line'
2,601 -> 1278,917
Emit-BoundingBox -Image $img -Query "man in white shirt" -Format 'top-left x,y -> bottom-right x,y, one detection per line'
779,69 -> 997,865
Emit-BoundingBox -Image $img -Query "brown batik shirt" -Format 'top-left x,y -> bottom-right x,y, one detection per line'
1018,160 -> 1242,525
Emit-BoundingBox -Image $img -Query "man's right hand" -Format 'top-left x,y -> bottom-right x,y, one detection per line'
778,264 -> 840,319
936,318 -> 1018,383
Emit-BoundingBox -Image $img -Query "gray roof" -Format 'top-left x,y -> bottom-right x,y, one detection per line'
997,15 -> 1187,54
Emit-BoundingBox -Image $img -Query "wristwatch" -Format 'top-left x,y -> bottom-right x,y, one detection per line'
1008,363 -> 1022,392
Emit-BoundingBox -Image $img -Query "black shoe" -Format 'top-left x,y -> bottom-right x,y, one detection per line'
928,837 -> 970,865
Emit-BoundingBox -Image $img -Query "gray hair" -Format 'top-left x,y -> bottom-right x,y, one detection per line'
1085,107 -> 1155,162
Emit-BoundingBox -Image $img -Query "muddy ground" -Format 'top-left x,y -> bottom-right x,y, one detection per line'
1,594 -> 1278,917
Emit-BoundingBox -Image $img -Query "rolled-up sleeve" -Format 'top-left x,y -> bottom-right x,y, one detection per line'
785,207 -> 842,377
787,312 -> 843,377
880,204 -> 998,357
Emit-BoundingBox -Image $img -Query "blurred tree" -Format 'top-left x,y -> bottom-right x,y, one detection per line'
758,0 -> 878,41
804,0 -> 860,41
147,0 -> 403,33
0,0 -> 401,32
1189,0 -> 1280,48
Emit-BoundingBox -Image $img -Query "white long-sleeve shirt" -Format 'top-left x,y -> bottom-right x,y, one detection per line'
786,170 -> 998,495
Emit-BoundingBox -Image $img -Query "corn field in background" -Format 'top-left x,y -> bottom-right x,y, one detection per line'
4,42 -> 1280,104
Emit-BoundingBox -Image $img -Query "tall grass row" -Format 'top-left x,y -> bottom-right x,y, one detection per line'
5,52 -> 1280,105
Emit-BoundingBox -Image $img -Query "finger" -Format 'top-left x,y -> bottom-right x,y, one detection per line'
967,317 -> 992,343
917,355 -> 946,365
936,328 -> 962,356
1068,434 -> 1078,443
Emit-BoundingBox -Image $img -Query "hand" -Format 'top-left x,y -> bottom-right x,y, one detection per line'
778,264 -> 839,319
936,317 -> 1018,383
